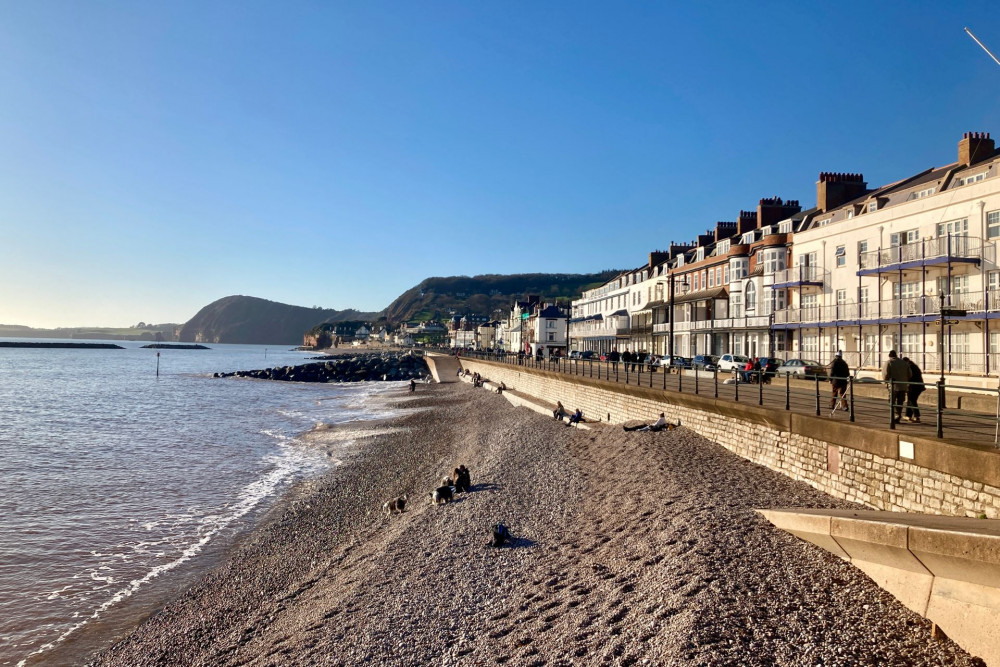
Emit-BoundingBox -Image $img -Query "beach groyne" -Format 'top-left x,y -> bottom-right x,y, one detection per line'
456,358 -> 1000,519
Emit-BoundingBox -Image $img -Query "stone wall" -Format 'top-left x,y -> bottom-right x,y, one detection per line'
458,358 -> 1000,518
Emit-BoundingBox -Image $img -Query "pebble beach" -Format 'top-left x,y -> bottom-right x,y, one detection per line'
89,382 -> 979,666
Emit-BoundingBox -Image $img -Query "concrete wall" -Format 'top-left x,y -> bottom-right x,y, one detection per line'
459,358 -> 1000,518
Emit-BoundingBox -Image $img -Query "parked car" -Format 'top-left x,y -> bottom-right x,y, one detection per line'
568,350 -> 595,360
756,357 -> 781,379
717,354 -> 750,372
656,355 -> 691,369
691,354 -> 720,371
775,359 -> 827,378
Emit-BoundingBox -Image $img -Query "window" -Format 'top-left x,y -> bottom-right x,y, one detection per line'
846,210 -> 854,219
778,220 -> 792,233
836,289 -> 848,305
730,293 -> 742,318
890,229 -> 919,246
868,201 -> 877,213
893,282 -> 921,299
901,333 -> 921,358
730,258 -> 748,280
717,239 -> 730,253
958,172 -> 987,186
817,218 -> 832,227
772,289 -> 786,312
910,187 -> 935,199
547,332 -> 555,341
937,218 -> 968,237
802,335 -> 819,354
716,266 -> 722,286
858,240 -> 868,257
696,248 -> 705,262
741,232 -> 755,244
745,281 -> 757,312
547,320 -> 556,329
989,211 -> 1000,239
835,245 -> 846,267
763,248 -> 786,274
708,268 -> 714,288
692,273 -> 699,291
701,270 -> 707,289
944,332 -> 971,370
723,265 -> 730,284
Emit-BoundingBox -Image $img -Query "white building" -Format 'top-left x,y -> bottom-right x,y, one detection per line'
774,132 -> 1000,379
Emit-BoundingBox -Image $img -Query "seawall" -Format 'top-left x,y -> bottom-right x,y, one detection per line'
457,358 -> 1000,518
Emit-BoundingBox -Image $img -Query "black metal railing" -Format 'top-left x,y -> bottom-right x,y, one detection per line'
454,349 -> 1000,447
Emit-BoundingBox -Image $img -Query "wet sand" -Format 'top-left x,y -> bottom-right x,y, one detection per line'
90,383 -> 978,666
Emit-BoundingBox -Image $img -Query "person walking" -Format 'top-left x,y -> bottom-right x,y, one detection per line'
829,352 -> 850,411
903,357 -> 925,423
882,350 -> 911,423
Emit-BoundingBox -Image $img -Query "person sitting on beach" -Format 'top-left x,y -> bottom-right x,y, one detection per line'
553,401 -> 567,421
495,381 -> 506,395
648,412 -> 667,431
567,408 -> 583,426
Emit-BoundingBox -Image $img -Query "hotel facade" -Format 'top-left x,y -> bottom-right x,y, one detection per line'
570,132 -> 1000,383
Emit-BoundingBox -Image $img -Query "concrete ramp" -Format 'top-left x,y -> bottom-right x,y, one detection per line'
759,508 -> 1000,665
423,353 -> 461,383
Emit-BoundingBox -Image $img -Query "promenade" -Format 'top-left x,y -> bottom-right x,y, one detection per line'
463,352 -> 1000,451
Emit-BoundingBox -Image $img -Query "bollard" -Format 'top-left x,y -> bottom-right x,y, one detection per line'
678,367 -> 683,392
890,379 -> 896,430
759,370 -> 764,406
734,371 -> 739,401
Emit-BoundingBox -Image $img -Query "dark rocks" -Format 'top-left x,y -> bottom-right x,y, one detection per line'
141,344 -> 210,350
0,342 -> 125,349
216,352 -> 429,383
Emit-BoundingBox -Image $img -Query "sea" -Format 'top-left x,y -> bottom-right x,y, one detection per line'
0,339 -> 403,666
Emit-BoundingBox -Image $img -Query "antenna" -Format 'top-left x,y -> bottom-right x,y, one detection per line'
965,27 -> 1000,68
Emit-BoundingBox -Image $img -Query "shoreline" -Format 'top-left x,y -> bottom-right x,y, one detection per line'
88,383 -> 978,666
25,384 -> 416,667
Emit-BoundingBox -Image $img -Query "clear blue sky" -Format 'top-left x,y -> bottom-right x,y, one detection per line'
2,2 -> 999,327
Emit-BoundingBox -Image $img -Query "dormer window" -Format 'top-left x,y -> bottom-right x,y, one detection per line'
696,248 -> 705,262
760,225 -> 772,236
741,232 -> 754,244
868,201 -> 877,213
958,172 -> 987,186
778,220 -> 792,234
910,187 -> 935,200
817,218 -> 832,227
846,210 -> 854,219
717,239 -> 730,253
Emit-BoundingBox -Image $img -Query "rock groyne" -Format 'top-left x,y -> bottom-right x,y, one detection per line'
215,352 -> 429,382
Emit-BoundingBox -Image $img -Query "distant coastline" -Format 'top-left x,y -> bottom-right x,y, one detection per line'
140,344 -> 210,350
0,341 -> 125,349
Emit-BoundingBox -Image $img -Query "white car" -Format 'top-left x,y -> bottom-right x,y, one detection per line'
717,354 -> 750,372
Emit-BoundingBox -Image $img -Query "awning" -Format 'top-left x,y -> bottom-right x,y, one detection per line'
609,309 -> 629,317
673,287 -> 728,305
570,314 -> 603,324
645,300 -> 667,309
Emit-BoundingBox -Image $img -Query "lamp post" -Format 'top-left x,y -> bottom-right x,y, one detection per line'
668,273 -> 689,361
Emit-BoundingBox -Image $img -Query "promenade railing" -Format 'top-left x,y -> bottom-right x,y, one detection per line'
456,350 -> 1000,447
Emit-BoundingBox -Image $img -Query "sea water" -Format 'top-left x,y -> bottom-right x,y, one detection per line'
0,340 -> 401,666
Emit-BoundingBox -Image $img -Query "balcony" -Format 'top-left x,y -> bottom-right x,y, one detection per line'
771,294 -> 995,328
772,266 -> 825,289
857,236 -> 993,275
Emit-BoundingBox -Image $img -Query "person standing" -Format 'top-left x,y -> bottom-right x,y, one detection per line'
882,350 -> 911,423
903,357 -> 925,423
829,352 -> 850,411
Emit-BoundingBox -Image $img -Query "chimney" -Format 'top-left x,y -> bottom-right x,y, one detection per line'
697,230 -> 714,247
958,131 -> 995,166
737,210 -> 757,235
714,221 -> 737,241
648,250 -> 669,268
667,241 -> 695,259
757,197 -> 802,228
816,172 -> 868,213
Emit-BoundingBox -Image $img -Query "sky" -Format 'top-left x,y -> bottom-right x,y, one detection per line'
2,2 -> 1000,328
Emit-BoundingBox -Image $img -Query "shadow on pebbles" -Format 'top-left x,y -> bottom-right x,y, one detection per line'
92,383 -> 981,667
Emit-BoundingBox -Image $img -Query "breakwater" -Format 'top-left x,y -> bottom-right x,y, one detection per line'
0,341 -> 124,349
216,351 -> 429,382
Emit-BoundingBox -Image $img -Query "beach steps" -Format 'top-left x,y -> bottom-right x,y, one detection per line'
759,508 -> 1000,665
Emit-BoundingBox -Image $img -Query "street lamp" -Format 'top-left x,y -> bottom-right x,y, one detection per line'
667,274 -> 690,361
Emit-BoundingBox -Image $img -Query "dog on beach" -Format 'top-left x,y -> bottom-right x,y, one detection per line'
382,495 -> 407,515
489,522 -> 513,548
430,485 -> 454,505
442,476 -> 454,488
453,465 -> 471,493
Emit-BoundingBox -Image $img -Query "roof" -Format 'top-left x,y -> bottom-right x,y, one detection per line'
673,287 -> 728,305
609,309 -> 629,317
536,305 -> 565,318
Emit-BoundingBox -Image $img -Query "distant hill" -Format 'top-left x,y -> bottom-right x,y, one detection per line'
177,296 -> 377,345
382,272 -> 620,323
175,272 -> 620,346
0,323 -> 180,342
